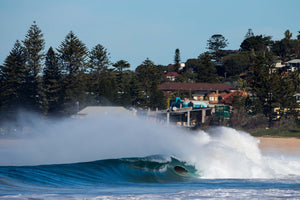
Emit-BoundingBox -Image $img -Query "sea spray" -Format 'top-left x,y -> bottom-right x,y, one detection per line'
0,111 -> 300,179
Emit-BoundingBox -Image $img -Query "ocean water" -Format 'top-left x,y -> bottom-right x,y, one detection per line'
0,112 -> 300,199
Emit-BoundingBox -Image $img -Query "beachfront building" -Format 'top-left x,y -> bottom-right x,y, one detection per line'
159,82 -> 233,103
163,72 -> 180,81
158,82 -> 234,128
74,106 -> 134,118
286,59 -> 300,73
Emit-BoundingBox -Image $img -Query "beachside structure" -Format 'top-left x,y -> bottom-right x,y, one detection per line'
286,59 -> 300,72
159,82 -> 233,104
74,106 -> 134,118
164,72 -> 180,81
221,91 -> 249,105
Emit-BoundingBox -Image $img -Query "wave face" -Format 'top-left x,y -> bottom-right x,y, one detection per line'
1,112 -> 300,198
0,155 -> 198,190
0,112 -> 300,181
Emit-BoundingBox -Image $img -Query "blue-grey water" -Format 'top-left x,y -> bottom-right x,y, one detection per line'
0,112 -> 300,199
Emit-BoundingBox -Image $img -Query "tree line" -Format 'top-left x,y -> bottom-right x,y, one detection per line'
174,29 -> 300,128
0,22 -> 166,121
0,22 -> 300,129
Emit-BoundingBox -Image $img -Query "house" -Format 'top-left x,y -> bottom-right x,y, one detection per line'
164,72 -> 180,81
294,93 -> 300,105
286,59 -> 300,72
168,63 -> 186,71
75,106 -> 133,118
192,91 -> 207,101
221,91 -> 248,105
207,92 -> 219,104
273,60 -> 286,73
159,82 -> 233,98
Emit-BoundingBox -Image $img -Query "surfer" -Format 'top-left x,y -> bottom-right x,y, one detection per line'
174,166 -> 188,175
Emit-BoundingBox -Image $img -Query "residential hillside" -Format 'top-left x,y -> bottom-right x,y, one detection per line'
1,23 -> 300,133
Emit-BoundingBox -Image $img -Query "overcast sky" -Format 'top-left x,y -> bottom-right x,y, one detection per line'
1,0 -> 299,69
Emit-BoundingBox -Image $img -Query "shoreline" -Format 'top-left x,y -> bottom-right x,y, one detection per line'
1,136 -> 300,156
257,137 -> 300,155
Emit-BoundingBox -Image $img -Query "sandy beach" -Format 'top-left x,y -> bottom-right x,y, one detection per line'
1,137 -> 300,156
257,137 -> 300,155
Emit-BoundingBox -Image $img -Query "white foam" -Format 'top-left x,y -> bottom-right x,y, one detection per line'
1,111 -> 300,179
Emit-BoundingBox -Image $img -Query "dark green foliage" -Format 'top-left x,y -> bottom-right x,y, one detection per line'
97,69 -> 118,105
57,31 -> 88,75
272,30 -> 298,61
184,53 -> 218,83
113,60 -> 131,105
1,22 -> 300,130
57,31 -> 88,114
135,58 -> 165,109
0,41 -> 26,111
246,53 -> 298,126
174,49 -> 180,65
148,82 -> 166,110
207,34 -> 228,62
245,28 -> 254,39
221,53 -> 250,78
174,48 -> 180,72
89,44 -> 110,73
43,47 -> 62,115
240,35 -> 272,52
197,53 -> 218,82
113,60 -> 130,72
22,21 -> 45,111
88,44 -> 111,105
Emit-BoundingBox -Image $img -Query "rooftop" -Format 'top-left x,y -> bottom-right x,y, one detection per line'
77,106 -> 130,117
159,82 -> 232,92
287,59 -> 300,64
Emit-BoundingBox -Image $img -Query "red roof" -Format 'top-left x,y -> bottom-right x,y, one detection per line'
159,82 -> 232,92
221,91 -> 248,104
168,64 -> 176,67
164,72 -> 180,77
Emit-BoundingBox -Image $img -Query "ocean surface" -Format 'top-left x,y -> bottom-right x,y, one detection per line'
0,112 -> 300,199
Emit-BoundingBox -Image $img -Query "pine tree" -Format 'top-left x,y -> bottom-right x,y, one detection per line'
22,21 -> 45,111
0,40 -> 26,114
43,47 -> 62,115
207,34 -> 228,63
174,48 -> 180,72
97,69 -> 118,105
245,28 -> 254,39
197,52 -> 218,82
57,31 -> 88,114
113,60 -> 130,72
89,44 -> 110,73
88,44 -> 111,105
112,60 -> 130,104
135,58 -> 164,109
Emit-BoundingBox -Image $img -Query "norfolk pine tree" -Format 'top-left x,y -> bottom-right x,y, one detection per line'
207,34 -> 228,63
135,58 -> 165,109
88,44 -> 111,104
23,21 -> 45,111
57,31 -> 88,114
43,47 -> 63,115
174,48 -> 180,72
0,41 -> 26,116
113,60 -> 130,104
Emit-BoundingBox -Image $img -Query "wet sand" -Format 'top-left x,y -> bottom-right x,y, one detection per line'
257,137 -> 300,155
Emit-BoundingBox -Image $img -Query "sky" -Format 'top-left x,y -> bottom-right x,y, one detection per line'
0,0 -> 300,69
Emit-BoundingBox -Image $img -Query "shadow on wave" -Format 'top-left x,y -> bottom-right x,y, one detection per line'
0,155 -> 199,189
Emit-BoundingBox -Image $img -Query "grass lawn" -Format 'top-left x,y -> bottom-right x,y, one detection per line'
250,125 -> 300,138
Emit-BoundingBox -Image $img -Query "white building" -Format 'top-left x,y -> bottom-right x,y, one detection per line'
286,59 -> 300,72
